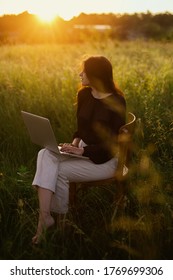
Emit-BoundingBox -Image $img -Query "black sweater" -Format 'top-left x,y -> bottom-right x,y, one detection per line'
73,87 -> 126,164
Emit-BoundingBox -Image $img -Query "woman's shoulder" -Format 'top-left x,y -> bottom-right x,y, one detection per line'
77,86 -> 92,99
78,86 -> 92,94
105,93 -> 126,116
112,92 -> 126,106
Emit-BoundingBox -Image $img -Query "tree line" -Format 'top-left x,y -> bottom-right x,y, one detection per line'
0,11 -> 173,44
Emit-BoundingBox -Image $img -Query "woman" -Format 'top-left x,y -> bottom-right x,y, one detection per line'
32,55 -> 126,244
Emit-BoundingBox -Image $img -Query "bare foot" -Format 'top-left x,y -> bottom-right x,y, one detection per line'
32,214 -> 55,244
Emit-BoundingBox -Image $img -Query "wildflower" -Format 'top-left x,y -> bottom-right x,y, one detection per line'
18,199 -> 24,208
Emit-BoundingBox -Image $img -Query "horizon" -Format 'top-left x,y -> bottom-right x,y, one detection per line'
1,9 -> 173,19
1,0 -> 173,21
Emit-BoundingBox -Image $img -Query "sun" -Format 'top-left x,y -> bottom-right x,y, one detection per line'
35,10 -> 59,23
28,1 -> 76,21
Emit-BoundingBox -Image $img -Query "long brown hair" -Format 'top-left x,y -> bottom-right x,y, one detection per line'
83,56 -> 124,96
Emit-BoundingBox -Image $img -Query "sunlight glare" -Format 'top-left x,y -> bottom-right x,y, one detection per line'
36,9 -> 58,23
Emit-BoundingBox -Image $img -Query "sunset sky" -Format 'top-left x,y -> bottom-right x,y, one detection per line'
1,0 -> 173,21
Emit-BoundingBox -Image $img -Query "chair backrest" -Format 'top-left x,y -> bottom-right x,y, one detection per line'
115,112 -> 136,178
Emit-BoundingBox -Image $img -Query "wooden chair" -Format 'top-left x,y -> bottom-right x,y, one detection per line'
69,112 -> 136,212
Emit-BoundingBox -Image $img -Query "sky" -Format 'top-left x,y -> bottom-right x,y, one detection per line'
1,0 -> 173,20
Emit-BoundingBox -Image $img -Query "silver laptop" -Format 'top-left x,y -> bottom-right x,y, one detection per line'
21,111 -> 89,159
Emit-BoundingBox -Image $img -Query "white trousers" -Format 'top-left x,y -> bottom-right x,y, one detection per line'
32,148 -> 118,214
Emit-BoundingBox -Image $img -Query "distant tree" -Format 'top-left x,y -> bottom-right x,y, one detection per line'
0,11 -> 173,43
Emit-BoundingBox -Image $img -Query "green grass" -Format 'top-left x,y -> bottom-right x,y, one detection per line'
0,40 -> 173,259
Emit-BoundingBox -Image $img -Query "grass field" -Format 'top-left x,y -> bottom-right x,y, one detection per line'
0,40 -> 173,260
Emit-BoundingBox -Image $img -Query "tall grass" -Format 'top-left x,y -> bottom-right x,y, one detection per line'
0,40 -> 173,259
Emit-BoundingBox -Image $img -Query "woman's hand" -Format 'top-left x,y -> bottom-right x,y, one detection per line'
71,137 -> 81,147
60,144 -> 84,156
